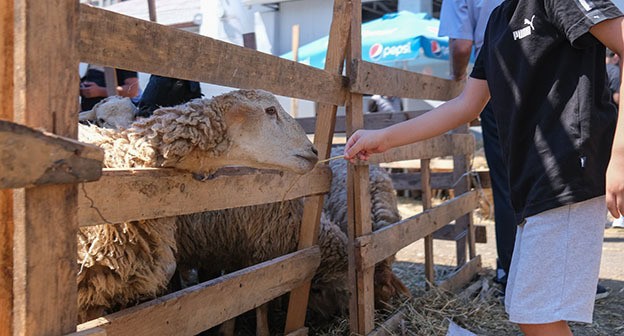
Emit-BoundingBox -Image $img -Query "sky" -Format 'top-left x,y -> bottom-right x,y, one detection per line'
614,0 -> 624,11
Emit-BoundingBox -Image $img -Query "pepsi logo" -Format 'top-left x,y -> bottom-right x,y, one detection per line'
431,40 -> 441,55
369,43 -> 383,60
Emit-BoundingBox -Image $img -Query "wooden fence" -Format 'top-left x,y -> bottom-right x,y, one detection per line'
0,1 -> 483,335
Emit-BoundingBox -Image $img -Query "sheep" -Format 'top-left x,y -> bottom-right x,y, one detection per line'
323,145 -> 411,311
174,199 -> 350,328
174,147 -> 410,330
76,89 -> 319,322
78,95 -> 137,129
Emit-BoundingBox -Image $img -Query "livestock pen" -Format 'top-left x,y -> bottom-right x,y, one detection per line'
0,0 -> 484,335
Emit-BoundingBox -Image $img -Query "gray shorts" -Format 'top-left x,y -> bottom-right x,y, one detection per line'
504,196 -> 606,324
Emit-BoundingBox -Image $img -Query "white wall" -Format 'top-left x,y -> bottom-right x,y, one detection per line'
275,0 -> 335,56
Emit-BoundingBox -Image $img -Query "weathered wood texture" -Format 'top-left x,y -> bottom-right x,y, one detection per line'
77,5 -> 348,106
0,0 -> 14,333
356,191 -> 480,270
346,1 -> 375,333
434,224 -> 487,244
0,120 -> 103,189
297,110 -> 430,134
351,60 -> 464,101
438,255 -> 482,292
360,134 -> 475,164
389,170 -> 492,191
74,248 -> 320,336
453,124 -> 475,267
421,160 -> 435,287
78,165 -> 331,226
284,0 -> 352,331
12,0 -> 79,334
297,111 -> 479,134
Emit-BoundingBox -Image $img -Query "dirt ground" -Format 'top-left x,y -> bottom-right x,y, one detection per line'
394,196 -> 624,336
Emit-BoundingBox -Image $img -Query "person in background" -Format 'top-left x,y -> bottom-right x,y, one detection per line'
80,64 -> 139,111
368,95 -> 403,113
607,48 -> 620,105
345,1 -> 623,335
136,75 -> 202,118
438,0 -> 516,290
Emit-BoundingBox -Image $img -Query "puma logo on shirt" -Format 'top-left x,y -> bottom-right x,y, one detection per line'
513,15 -> 536,40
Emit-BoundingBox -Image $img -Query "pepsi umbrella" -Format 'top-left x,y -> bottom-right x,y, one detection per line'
282,11 -> 459,77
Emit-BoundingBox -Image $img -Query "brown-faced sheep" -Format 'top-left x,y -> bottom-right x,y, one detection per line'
323,146 -> 411,311
76,89 -> 319,322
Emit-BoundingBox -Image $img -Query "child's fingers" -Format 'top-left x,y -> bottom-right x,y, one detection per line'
607,192 -> 621,218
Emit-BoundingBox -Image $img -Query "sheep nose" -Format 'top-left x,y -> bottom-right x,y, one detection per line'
310,146 -> 318,156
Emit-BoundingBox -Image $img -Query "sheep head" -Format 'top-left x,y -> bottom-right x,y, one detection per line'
79,96 -> 137,129
139,89 -> 318,175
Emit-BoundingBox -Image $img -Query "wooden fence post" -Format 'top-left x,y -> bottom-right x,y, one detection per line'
12,0 -> 79,334
0,0 -> 15,334
284,0 -> 352,333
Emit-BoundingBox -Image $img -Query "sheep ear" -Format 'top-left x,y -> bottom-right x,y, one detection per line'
79,110 -> 96,122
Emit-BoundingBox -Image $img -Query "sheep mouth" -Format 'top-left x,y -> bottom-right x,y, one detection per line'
295,153 -> 319,165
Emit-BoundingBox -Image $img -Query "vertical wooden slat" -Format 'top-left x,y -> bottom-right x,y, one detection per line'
452,124 -> 475,266
422,159 -> 435,287
290,24 -> 300,117
147,0 -> 157,22
346,0 -> 374,333
0,0 -> 15,334
284,0 -> 352,332
12,0 -> 79,334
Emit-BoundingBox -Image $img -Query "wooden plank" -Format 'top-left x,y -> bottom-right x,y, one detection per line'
297,111 -> 479,134
12,0 -> 79,334
369,307 -> 408,336
356,191 -> 480,270
284,0 -> 351,331
422,159 -> 435,288
389,170 -> 491,191
74,247 -> 320,336
361,134 -> 475,164
453,124 -> 475,266
433,224 -> 487,244
297,110 -> 430,134
0,120 -> 104,189
351,60 -> 464,101
78,5 -> 348,106
437,255 -> 482,293
285,327 -> 308,336
0,0 -> 14,332
346,1 -> 375,333
78,165 -> 331,226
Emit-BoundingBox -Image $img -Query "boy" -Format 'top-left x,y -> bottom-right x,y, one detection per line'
345,1 -> 624,335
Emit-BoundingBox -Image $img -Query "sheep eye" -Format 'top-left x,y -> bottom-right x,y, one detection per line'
265,106 -> 277,115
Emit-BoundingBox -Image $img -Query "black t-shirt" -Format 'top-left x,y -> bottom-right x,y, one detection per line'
471,0 -> 622,220
80,67 -> 138,111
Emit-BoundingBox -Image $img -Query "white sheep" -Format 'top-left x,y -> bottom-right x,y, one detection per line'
76,89 -> 319,322
78,95 -> 137,129
323,145 -> 411,311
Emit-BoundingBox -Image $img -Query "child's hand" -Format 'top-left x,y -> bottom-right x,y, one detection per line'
344,129 -> 389,163
606,149 -> 624,218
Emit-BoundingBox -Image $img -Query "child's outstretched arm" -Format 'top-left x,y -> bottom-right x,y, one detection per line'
591,16 -> 624,218
344,78 -> 490,162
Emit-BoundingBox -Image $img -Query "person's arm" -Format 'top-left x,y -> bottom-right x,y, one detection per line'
117,77 -> 139,98
590,16 -> 624,217
344,78 -> 490,161
449,38 -> 473,81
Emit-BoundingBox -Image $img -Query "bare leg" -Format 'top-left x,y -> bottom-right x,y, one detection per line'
518,321 -> 572,336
